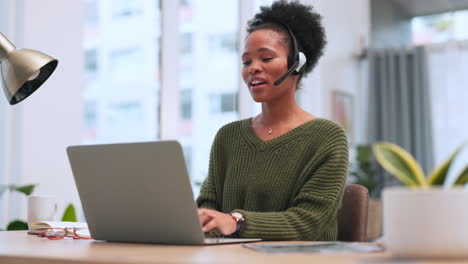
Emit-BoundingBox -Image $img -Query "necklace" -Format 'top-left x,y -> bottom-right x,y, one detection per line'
267,128 -> 273,135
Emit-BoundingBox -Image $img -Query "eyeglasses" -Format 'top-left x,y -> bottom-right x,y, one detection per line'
39,228 -> 92,240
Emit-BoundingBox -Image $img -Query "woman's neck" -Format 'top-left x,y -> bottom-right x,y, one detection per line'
260,102 -> 301,125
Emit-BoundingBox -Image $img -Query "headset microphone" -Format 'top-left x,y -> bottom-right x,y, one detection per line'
273,22 -> 307,86
274,52 -> 306,86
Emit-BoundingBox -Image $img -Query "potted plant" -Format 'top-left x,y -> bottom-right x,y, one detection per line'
348,144 -> 382,241
0,184 -> 78,230
373,142 -> 468,258
0,184 -> 36,230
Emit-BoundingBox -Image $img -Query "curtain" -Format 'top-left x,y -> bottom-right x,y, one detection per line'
367,46 -> 434,186
426,41 -> 468,185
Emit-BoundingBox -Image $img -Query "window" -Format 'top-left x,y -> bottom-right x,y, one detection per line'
209,93 -> 237,113
410,9 -> 468,183
80,0 -> 271,194
83,0 -> 161,144
181,33 -> 193,55
221,93 -> 237,113
83,101 -> 97,141
412,10 -> 468,45
112,0 -> 144,19
2,0 -> 274,228
426,39 -> 468,183
181,90 -> 192,120
84,49 -> 98,73
177,0 -> 240,195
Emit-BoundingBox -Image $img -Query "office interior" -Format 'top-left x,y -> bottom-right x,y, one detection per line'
1,0 -> 467,230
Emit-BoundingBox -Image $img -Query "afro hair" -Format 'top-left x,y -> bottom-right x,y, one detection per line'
246,1 -> 326,76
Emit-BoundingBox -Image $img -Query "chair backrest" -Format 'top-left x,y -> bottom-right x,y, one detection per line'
337,184 -> 369,242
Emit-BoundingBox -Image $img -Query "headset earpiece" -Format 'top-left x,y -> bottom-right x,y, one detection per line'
294,52 -> 307,74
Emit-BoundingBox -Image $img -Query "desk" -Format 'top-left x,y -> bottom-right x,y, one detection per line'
0,231 -> 450,264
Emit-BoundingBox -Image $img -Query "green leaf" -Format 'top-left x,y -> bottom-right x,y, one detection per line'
428,145 -> 464,185
193,181 -> 203,187
454,166 -> 468,186
372,142 -> 427,187
62,203 -> 78,222
7,220 -> 28,231
12,184 -> 37,196
357,145 -> 372,163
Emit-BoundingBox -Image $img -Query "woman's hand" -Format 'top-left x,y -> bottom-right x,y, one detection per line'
197,208 -> 237,236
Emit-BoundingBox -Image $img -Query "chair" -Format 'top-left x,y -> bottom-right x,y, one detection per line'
337,184 -> 369,242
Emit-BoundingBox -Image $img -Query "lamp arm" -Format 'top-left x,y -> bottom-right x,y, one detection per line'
0,32 -> 16,60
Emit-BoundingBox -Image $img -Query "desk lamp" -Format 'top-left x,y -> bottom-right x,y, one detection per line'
0,32 -> 58,105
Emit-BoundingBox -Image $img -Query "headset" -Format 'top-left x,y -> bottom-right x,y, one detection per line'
273,22 -> 307,86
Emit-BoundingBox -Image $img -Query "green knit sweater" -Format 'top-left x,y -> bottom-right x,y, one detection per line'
196,118 -> 348,241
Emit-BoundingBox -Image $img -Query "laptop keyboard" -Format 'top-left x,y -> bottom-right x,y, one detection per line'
204,237 -> 261,244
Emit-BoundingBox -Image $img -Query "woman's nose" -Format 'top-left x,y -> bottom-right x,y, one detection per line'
249,62 -> 262,75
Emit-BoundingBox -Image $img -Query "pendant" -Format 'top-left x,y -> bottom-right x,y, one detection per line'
268,128 -> 273,135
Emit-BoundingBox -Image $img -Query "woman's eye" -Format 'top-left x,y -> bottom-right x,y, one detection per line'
242,61 -> 251,66
262,57 -> 273,62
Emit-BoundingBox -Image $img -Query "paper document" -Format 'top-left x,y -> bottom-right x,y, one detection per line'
243,241 -> 385,254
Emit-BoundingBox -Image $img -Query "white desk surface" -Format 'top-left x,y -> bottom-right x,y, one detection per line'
0,231 -> 456,264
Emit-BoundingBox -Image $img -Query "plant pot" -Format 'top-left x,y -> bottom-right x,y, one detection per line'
383,187 -> 468,258
367,199 -> 382,241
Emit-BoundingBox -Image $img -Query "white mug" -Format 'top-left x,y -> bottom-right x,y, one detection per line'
27,196 -> 57,225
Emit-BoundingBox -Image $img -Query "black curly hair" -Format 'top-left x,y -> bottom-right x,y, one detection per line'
246,1 -> 326,77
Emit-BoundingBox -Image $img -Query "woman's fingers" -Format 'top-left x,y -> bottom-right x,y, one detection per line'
198,209 -> 216,226
202,219 -> 218,233
197,209 -> 237,235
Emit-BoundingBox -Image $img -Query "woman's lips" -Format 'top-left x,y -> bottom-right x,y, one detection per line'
250,83 -> 267,92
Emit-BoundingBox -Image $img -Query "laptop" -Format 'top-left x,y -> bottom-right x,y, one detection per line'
66,140 -> 261,245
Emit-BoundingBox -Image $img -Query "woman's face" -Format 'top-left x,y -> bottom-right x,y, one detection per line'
241,29 -> 296,102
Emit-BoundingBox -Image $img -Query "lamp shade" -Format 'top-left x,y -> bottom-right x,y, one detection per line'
0,32 -> 58,105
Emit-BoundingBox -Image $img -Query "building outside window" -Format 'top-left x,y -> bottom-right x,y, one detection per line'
83,0 -> 161,144
82,0 -> 283,195
177,0 -> 240,195
112,0 -> 144,19
181,89 -> 192,120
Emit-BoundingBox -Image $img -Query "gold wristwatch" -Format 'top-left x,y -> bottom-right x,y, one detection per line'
230,212 -> 245,237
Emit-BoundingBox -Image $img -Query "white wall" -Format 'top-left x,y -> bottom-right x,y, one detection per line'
0,0 -> 15,226
300,0 -> 370,144
1,0 -> 84,225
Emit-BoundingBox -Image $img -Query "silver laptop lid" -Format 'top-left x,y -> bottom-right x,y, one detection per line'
67,141 -> 206,244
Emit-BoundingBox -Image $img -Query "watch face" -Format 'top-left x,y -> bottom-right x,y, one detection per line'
231,212 -> 244,220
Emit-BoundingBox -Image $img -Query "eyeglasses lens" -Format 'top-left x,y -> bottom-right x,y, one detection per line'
44,228 -> 67,239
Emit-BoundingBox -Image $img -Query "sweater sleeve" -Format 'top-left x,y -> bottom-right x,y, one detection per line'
196,130 -> 223,211
235,131 -> 348,241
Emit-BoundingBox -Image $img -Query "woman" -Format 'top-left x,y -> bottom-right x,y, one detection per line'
197,1 -> 348,241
